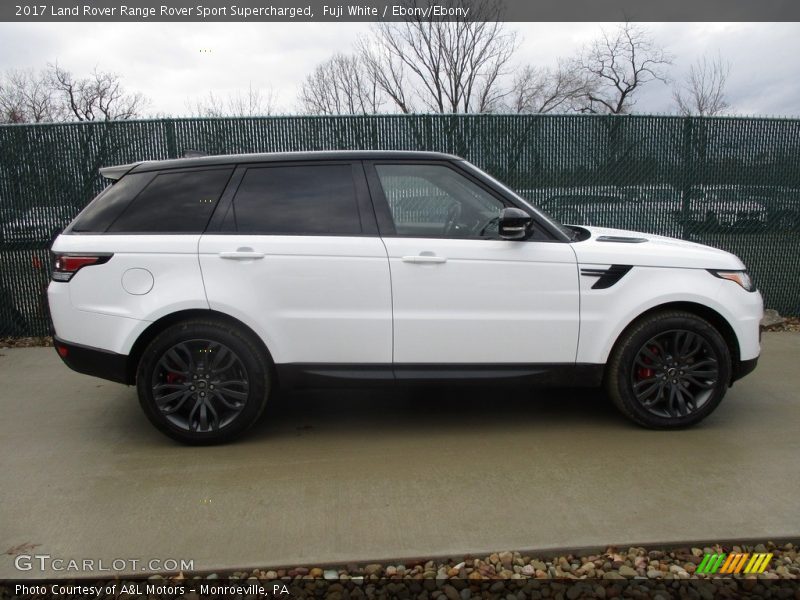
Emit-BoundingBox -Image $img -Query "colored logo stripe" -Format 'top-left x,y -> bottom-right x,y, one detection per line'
697,554 -> 726,574
697,553 -> 772,574
744,553 -> 773,574
720,553 -> 748,573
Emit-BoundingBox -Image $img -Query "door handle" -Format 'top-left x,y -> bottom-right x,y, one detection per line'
218,249 -> 265,260
401,255 -> 447,264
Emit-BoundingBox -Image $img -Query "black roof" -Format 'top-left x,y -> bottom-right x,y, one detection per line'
101,150 -> 463,180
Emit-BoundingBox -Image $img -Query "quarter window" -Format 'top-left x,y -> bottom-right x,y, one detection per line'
224,164 -> 362,235
375,164 -> 505,238
70,173 -> 152,233
107,168 -> 233,233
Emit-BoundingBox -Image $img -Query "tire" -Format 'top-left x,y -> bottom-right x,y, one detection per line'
136,319 -> 270,444
605,310 -> 732,429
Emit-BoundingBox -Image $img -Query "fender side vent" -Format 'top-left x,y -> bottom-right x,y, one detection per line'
581,265 -> 633,289
596,235 -> 648,243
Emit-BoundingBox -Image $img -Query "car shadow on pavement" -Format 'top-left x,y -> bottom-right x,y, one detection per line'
246,385 -> 626,441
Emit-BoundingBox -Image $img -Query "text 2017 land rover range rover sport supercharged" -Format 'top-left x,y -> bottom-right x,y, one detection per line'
48,151 -> 762,444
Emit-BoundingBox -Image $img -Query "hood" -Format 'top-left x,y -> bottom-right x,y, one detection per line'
570,225 -> 745,270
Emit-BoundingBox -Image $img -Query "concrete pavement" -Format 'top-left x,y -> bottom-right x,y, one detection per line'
1,333 -> 798,578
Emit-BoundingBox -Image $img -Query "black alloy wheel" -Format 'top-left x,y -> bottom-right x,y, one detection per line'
137,319 -> 270,444
631,329 -> 720,419
606,310 -> 732,429
151,339 -> 250,433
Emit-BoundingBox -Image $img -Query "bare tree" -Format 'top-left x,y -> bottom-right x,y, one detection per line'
1,64 -> 147,123
188,84 -> 277,117
227,85 -> 277,117
357,1 -> 517,113
0,68 -> 60,123
359,36 -> 412,113
49,64 -> 148,121
299,53 -> 384,115
673,53 -> 731,116
506,61 -> 589,114
576,22 -> 672,114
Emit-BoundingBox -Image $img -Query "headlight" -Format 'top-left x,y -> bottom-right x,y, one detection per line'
708,269 -> 756,292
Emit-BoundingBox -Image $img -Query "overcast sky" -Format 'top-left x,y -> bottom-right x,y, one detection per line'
1,22 -> 799,116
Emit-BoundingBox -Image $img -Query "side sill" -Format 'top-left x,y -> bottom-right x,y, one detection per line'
277,365 -> 395,390
53,337 -> 131,385
275,363 -> 604,390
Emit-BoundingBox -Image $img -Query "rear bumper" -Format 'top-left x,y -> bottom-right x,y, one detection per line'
53,337 -> 130,385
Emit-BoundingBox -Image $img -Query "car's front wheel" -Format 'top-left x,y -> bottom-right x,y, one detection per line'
606,310 -> 732,428
136,319 -> 270,444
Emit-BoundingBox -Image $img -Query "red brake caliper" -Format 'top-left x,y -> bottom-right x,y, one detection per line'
637,345 -> 658,380
166,372 -> 183,384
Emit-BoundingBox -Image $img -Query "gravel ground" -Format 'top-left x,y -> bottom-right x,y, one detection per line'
762,316 -> 800,333
8,542 -> 794,599
207,541 -> 798,582
0,336 -> 52,348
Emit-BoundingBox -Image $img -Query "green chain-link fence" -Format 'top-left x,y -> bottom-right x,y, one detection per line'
1,114 -> 799,336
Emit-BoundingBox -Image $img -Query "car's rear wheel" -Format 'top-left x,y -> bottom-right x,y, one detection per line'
136,319 -> 270,444
606,310 -> 732,428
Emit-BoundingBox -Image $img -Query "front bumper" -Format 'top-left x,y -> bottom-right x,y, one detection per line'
53,337 -> 131,385
732,356 -> 759,384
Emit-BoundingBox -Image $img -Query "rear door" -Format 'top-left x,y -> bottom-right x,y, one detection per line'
199,161 -> 393,367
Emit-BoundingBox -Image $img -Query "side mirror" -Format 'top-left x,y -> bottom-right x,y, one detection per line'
498,207 -> 532,240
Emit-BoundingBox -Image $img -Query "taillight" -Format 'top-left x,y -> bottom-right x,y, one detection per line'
51,253 -> 112,282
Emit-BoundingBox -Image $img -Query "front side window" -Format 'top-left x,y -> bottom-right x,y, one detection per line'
375,164 -> 505,238
224,164 -> 362,235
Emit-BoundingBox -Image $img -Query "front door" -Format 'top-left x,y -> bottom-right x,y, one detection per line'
366,161 -> 580,366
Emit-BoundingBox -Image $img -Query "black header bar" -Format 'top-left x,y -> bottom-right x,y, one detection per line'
3,0 -> 799,22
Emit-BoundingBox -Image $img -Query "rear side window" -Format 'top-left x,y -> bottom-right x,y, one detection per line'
223,164 -> 362,235
107,168 -> 233,233
70,173 -> 152,233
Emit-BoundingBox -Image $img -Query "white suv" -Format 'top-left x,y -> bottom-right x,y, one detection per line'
48,151 -> 763,444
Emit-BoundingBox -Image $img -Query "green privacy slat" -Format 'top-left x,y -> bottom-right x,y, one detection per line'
1,114 -> 798,336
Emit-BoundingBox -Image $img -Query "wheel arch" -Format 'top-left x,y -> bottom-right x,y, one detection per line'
124,309 -> 275,385
607,301 -> 741,381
